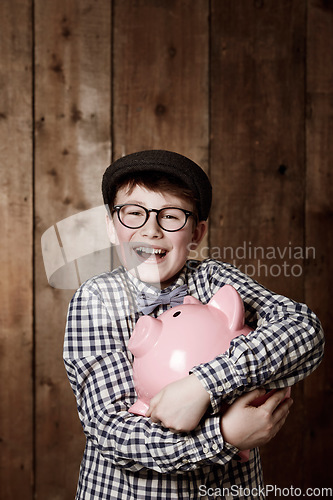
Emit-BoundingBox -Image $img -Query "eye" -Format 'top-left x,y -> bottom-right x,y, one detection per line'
160,209 -> 182,221
173,311 -> 181,317
130,211 -> 144,216
128,208 -> 145,216
163,213 -> 178,220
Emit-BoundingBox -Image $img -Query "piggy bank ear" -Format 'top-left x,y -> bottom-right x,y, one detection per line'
128,316 -> 162,357
183,296 -> 201,306
208,285 -> 245,331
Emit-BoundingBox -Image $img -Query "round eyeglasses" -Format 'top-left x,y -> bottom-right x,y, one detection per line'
112,204 -> 196,232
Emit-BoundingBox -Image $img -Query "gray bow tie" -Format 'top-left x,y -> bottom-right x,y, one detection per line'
137,285 -> 188,315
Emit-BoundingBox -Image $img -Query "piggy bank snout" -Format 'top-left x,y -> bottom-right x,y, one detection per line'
128,316 -> 162,357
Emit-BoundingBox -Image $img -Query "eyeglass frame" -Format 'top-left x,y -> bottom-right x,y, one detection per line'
112,203 -> 197,232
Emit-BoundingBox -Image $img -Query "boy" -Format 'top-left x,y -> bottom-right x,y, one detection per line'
64,150 -> 324,499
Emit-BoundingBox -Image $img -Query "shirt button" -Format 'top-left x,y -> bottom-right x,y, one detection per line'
224,381 -> 232,389
212,442 -> 218,451
202,446 -> 209,454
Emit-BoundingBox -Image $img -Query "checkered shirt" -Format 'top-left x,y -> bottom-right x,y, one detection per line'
64,259 -> 324,499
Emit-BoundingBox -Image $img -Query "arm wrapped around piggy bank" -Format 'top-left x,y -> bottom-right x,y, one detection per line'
128,284 -> 291,462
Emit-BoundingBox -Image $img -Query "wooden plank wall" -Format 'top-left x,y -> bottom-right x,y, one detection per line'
304,0 -> 333,488
0,1 -> 34,499
34,1 -> 111,498
1,0 -> 332,498
210,0 -> 307,486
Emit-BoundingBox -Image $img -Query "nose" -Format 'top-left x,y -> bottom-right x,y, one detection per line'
139,212 -> 163,238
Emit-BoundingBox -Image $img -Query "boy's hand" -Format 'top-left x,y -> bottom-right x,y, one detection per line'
220,388 -> 293,450
146,374 -> 211,432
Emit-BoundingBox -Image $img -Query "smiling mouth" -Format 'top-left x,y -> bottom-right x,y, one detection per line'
134,246 -> 167,261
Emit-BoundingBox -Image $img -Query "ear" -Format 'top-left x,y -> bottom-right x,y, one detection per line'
208,285 -> 245,331
183,295 -> 201,306
190,220 -> 208,249
105,213 -> 118,245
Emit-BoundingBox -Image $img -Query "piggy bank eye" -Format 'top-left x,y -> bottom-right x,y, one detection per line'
173,311 -> 181,317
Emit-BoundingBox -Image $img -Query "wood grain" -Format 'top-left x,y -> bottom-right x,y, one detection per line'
1,1 -> 332,496
210,0 -> 307,491
113,0 -> 210,258
0,0 -> 33,498
210,0 -> 306,303
303,0 -> 333,489
113,0 -> 209,167
34,1 -> 111,498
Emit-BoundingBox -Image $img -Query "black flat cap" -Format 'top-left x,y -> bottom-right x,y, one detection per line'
102,150 -> 212,221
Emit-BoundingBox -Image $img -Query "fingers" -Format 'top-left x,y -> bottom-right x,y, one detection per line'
271,396 -> 293,425
145,404 -> 162,425
146,412 -> 182,432
243,388 -> 267,405
145,397 -> 169,427
260,388 -> 291,413
246,388 -> 293,446
148,414 -> 160,424
145,393 -> 160,418
268,398 -> 293,441
146,407 -> 159,422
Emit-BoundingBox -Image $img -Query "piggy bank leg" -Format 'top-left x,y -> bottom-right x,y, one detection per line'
128,399 -> 150,417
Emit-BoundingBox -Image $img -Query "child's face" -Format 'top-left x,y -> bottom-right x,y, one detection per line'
106,184 -> 207,288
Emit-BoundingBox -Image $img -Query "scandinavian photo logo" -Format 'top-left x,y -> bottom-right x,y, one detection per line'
189,241 -> 315,279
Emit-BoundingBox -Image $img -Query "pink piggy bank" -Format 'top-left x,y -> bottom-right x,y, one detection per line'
128,284 -> 291,462
128,285 -> 290,462
128,284 -> 252,416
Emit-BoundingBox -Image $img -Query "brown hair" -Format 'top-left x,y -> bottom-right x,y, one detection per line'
108,171 -> 199,216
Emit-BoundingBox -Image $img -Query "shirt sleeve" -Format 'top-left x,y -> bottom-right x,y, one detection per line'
63,282 -> 239,474
190,261 -> 325,414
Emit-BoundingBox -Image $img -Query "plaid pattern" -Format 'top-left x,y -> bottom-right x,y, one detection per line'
64,259 -> 324,499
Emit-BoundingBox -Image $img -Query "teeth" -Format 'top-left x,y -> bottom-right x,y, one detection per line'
136,247 -> 166,255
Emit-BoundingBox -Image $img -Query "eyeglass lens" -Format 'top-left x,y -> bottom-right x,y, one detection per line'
118,205 -> 187,231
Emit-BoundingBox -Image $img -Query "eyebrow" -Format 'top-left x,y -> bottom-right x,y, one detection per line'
119,200 -> 190,210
